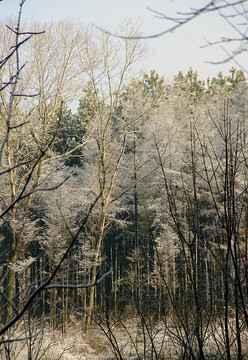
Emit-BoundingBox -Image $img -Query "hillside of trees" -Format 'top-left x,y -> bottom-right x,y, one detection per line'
1,4 -> 248,359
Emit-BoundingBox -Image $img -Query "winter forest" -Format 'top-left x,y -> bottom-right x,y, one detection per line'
1,1 -> 248,359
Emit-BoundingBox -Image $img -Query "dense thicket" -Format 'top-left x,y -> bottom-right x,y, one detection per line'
1,12 -> 248,359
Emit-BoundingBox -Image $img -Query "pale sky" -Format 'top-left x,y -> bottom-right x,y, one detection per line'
1,0 -> 248,82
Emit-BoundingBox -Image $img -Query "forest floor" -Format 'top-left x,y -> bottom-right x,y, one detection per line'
5,316 -> 176,359
4,316 -> 248,359
39,318 -> 181,359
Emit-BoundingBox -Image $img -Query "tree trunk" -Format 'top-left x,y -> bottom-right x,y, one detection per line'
85,208 -> 106,334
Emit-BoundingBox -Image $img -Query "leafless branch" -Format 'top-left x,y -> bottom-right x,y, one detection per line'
0,158 -> 33,176
12,93 -> 40,97
44,267 -> 112,289
6,24 -> 45,36
94,0 -> 247,40
0,318 -> 45,344
0,289 -> 19,316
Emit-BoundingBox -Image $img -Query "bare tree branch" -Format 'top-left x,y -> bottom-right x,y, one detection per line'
94,0 -> 247,40
44,267 -> 112,289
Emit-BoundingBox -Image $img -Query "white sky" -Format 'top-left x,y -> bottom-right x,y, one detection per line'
1,0 -> 248,82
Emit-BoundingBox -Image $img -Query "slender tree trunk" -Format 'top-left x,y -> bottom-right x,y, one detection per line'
5,228 -> 20,321
234,273 -> 242,359
115,241 -> 118,317
224,250 -> 231,360
86,208 -> 106,333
